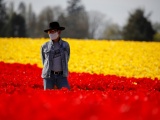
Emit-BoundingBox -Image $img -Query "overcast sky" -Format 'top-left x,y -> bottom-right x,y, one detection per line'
5,0 -> 160,27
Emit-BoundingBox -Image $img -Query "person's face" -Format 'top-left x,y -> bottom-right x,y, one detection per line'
48,29 -> 61,40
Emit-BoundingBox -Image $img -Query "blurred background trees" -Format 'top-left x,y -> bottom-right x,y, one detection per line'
122,9 -> 156,41
153,22 -> 160,41
61,0 -> 89,39
5,13 -> 26,37
88,11 -> 106,39
102,23 -> 122,40
0,0 -> 8,37
0,0 -> 159,41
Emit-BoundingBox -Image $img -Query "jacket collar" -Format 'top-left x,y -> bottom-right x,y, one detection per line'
49,37 -> 62,46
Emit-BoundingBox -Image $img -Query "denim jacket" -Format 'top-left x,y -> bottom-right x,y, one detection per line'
41,38 -> 70,78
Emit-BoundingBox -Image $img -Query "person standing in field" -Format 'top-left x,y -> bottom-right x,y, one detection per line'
41,22 -> 70,90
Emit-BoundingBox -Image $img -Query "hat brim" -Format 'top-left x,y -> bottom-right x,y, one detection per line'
44,27 -> 65,33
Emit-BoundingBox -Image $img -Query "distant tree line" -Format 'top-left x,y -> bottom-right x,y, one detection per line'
0,0 -> 159,41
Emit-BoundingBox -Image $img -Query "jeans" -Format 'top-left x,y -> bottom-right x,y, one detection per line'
43,73 -> 70,90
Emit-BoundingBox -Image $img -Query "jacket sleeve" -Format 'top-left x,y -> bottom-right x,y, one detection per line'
67,42 -> 70,62
41,46 -> 45,65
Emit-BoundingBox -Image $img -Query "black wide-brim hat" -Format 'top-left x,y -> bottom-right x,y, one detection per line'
44,22 -> 65,33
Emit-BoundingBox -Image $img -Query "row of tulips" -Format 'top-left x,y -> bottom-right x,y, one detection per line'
1,62 -> 160,92
0,38 -> 160,79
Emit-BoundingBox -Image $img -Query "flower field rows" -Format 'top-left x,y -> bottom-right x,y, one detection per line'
0,38 -> 160,120
0,38 -> 160,79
